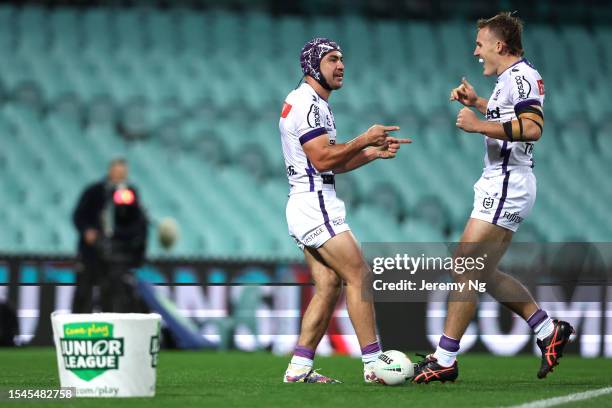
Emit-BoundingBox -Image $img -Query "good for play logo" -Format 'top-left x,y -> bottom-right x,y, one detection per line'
59,322 -> 124,381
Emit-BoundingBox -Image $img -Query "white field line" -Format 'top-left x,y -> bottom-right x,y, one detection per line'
506,386 -> 612,408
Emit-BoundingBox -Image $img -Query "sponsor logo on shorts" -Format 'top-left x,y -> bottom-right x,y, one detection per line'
483,197 -> 495,209
503,211 -> 523,224
331,217 -> 345,226
303,226 -> 325,245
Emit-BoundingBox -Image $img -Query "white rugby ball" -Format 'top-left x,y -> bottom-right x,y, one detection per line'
373,350 -> 414,386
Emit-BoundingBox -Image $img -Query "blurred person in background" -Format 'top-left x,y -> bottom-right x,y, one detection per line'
72,158 -> 148,313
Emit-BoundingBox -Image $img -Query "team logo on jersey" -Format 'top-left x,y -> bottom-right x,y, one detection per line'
326,115 -> 333,128
307,104 -> 321,128
286,165 -> 297,176
483,197 -> 494,209
537,79 -> 545,95
492,88 -> 502,101
515,75 -> 531,100
281,102 -> 292,118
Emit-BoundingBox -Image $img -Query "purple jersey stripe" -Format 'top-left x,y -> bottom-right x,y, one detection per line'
492,171 -> 511,225
317,190 -> 335,238
306,159 -> 315,192
514,99 -> 541,115
500,141 -> 511,174
299,127 -> 326,145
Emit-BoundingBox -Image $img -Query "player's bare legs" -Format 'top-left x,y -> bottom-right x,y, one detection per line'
415,218 -> 538,383
315,231 -> 377,347
285,232 -> 382,383
315,230 -> 382,382
415,219 -> 574,383
443,218 -> 513,339
284,247 -> 345,383
488,269 -> 538,320
295,247 -> 342,350
447,219 -> 546,337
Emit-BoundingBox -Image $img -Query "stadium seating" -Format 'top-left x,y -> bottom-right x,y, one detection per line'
0,4 -> 611,259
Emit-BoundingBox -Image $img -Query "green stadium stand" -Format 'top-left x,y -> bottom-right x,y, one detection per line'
0,5 -> 610,258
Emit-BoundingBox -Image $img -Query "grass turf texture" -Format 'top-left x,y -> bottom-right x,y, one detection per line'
1,348 -> 611,407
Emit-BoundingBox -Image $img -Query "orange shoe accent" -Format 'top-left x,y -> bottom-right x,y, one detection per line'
545,326 -> 563,367
414,366 -> 455,383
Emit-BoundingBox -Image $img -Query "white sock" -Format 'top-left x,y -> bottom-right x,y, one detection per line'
433,346 -> 457,368
361,351 -> 382,365
289,355 -> 313,369
361,341 -> 382,365
534,317 -> 555,341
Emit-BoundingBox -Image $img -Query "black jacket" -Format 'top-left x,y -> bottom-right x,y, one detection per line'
73,179 -> 148,263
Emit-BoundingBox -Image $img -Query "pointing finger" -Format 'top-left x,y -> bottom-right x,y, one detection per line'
381,125 -> 400,132
386,137 -> 412,144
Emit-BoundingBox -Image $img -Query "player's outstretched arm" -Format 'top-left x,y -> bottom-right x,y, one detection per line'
450,78 -> 488,115
334,137 -> 412,174
455,106 -> 544,142
302,125 -> 400,173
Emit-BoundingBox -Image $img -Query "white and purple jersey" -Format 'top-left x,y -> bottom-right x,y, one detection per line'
483,58 -> 545,175
279,83 -> 337,194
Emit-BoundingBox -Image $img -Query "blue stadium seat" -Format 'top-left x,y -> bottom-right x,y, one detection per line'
400,219 -> 446,243
563,27 -> 602,81
0,7 -> 609,255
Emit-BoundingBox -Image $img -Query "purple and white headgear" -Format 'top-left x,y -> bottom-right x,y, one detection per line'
300,37 -> 342,90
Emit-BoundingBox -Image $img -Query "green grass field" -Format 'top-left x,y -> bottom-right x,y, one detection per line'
1,348 -> 611,407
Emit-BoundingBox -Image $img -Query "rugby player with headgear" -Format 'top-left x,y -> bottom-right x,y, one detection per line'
412,12 -> 575,384
279,38 -> 411,383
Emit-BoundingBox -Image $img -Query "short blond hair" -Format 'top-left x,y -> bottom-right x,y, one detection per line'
477,12 -> 524,57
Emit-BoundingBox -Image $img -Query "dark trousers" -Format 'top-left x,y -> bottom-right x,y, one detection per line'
72,255 -> 144,313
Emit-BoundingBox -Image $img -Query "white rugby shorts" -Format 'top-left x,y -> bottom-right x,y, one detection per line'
286,190 -> 350,250
470,168 -> 536,232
